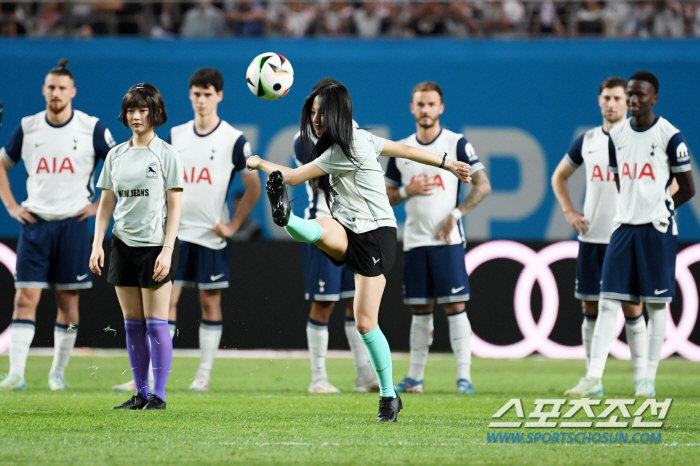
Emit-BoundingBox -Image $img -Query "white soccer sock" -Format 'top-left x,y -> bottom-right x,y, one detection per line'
168,321 -> 177,340
344,318 -> 375,383
447,311 -> 472,382
307,319 -> 329,383
9,320 -> 35,379
196,320 -> 222,381
586,298 -> 620,379
625,314 -> 648,382
646,303 -> 667,381
581,315 -> 597,371
407,313 -> 433,381
49,323 -> 78,377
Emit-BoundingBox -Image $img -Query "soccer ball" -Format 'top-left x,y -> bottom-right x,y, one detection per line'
246,52 -> 294,101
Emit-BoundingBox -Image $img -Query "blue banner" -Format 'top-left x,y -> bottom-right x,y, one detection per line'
1,39 -> 699,240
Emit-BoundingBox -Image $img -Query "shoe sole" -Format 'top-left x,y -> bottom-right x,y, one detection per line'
266,171 -> 290,227
0,382 -> 26,391
189,387 -> 209,392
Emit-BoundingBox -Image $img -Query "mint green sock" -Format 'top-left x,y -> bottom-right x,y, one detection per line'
284,213 -> 322,243
360,326 -> 396,398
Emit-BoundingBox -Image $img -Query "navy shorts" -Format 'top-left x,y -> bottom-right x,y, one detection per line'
174,240 -> 231,290
575,241 -> 607,301
15,216 -> 91,290
403,244 -> 470,305
303,243 -> 355,301
600,224 -> 677,303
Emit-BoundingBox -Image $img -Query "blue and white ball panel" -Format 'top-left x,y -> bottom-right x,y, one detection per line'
403,244 -> 470,305
600,224 -> 676,303
15,217 -> 91,290
303,244 -> 355,301
575,241 -> 607,300
174,240 -> 231,290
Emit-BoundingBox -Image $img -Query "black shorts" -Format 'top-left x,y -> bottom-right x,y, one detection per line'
323,224 -> 397,278
108,236 -> 180,288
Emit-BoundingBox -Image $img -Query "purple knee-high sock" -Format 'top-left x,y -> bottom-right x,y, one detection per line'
147,318 -> 173,400
124,319 -> 150,399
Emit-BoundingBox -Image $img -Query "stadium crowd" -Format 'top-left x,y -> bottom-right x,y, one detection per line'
0,0 -> 698,39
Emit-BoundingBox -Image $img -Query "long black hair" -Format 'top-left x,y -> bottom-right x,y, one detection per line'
300,82 -> 357,208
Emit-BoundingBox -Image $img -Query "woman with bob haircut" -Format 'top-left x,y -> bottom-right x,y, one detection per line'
246,82 -> 472,421
90,83 -> 184,410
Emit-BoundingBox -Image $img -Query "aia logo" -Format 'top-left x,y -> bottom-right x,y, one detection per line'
590,165 -> 614,182
36,157 -> 74,174
620,162 -> 655,180
411,174 -> 446,191
184,167 -> 212,184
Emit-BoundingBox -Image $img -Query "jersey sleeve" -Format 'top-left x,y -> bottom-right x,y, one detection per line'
368,131 -> 386,156
457,137 -> 484,173
92,120 -> 116,160
232,134 -> 252,176
667,132 -> 691,173
96,150 -> 114,190
385,157 -> 401,187
608,137 -> 618,174
564,134 -> 585,168
1,124 -> 23,167
164,147 -> 185,190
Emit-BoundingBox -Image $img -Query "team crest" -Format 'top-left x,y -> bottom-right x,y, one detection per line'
146,162 -> 158,179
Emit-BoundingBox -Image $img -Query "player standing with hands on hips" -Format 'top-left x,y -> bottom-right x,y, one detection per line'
90,83 -> 184,410
246,82 -> 472,421
0,59 -> 115,391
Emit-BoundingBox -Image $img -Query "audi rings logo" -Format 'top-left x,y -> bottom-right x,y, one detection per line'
0,242 -> 17,353
465,240 -> 700,361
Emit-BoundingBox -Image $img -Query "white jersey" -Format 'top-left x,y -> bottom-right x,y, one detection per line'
168,120 -> 251,250
97,137 -> 184,247
0,110 -> 115,221
564,126 -> 618,244
608,116 -> 691,235
313,128 -> 396,234
385,129 -> 484,251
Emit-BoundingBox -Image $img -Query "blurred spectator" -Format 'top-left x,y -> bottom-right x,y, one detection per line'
407,2 -> 447,36
283,2 -> 317,37
652,0 -> 684,36
151,2 -> 179,38
530,0 -> 565,36
320,1 -> 353,36
571,1 -> 605,36
181,0 -> 225,38
33,2 -> 65,37
484,0 -> 527,36
444,2 -> 479,37
684,1 -> 700,36
352,1 -> 392,38
0,3 -> 27,36
226,1 -> 266,36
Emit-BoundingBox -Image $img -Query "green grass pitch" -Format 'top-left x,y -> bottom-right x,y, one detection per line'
0,355 -> 698,465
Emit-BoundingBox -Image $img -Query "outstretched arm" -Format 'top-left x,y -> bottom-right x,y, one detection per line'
380,140 -> 471,183
246,155 -> 327,186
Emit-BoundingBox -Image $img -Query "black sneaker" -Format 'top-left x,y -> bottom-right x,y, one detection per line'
266,170 -> 291,227
112,393 -> 148,410
377,394 -> 402,422
143,393 -> 166,410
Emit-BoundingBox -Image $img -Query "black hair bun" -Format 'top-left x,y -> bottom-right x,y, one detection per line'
58,58 -> 69,68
